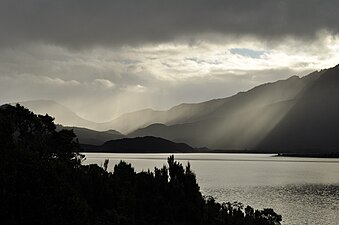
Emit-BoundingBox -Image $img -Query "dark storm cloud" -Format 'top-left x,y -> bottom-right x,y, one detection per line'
0,0 -> 338,48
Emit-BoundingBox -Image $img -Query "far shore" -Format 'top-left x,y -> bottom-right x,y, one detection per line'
275,152 -> 339,158
81,145 -> 339,158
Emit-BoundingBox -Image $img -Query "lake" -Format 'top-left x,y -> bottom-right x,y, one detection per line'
83,153 -> 339,225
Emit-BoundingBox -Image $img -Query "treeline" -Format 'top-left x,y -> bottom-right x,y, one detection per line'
0,104 -> 282,225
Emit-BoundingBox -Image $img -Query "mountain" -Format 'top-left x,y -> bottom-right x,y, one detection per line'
14,101 -> 125,145
105,99 -> 226,133
108,72 -> 321,135
18,100 -> 101,130
57,125 -> 125,145
16,65 -> 339,152
130,66 -> 339,152
258,64 -> 339,152
82,136 -> 195,153
16,99 -> 225,133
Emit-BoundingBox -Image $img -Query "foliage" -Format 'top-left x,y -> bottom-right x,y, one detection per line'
0,104 -> 282,225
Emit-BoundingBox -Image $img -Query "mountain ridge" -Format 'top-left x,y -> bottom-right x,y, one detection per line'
17,71 -> 318,134
129,65 -> 339,151
15,65 -> 339,152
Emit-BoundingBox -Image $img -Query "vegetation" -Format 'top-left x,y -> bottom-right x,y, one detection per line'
0,104 -> 282,225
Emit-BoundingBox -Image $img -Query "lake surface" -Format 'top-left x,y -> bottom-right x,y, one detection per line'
83,153 -> 339,225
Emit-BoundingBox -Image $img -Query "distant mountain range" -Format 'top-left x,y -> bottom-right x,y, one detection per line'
18,100 -> 101,130
126,68 -> 322,149
17,64 -> 339,152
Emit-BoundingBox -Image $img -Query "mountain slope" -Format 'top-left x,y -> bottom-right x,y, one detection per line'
105,74 -> 316,134
17,65 -> 339,152
258,64 -> 339,152
16,70 -> 320,136
130,66 -> 339,151
18,100 -> 101,130
16,99 -> 226,134
102,98 -> 226,133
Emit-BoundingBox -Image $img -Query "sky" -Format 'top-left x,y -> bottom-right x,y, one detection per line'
1,0 -> 339,122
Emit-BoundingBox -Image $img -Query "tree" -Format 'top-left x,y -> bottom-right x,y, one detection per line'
0,104 -> 83,166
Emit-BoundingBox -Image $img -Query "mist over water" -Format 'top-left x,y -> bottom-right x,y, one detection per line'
84,153 -> 339,225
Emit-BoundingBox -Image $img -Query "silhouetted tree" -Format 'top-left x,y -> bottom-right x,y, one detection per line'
103,159 -> 109,171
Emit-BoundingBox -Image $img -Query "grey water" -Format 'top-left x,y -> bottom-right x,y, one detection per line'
83,153 -> 339,225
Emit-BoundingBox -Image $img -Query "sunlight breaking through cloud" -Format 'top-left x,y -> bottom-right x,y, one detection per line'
1,33 -> 339,121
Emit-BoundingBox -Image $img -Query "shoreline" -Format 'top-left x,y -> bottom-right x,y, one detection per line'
275,153 -> 339,158
81,148 -> 339,158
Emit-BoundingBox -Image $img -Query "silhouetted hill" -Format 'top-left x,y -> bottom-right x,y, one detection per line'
83,136 -> 195,153
56,125 -> 125,145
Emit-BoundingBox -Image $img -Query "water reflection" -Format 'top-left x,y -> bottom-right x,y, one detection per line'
205,184 -> 339,225
83,153 -> 339,225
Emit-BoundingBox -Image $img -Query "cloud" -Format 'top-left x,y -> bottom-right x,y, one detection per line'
1,36 -> 339,122
93,79 -> 115,88
1,0 -> 339,48
1,0 -> 339,123
42,76 -> 81,86
123,85 -> 147,93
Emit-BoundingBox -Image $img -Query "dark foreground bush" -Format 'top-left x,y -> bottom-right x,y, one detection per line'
0,104 -> 282,225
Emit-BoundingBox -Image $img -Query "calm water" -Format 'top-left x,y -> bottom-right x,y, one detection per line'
83,153 -> 339,225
